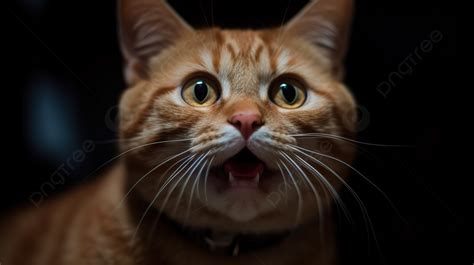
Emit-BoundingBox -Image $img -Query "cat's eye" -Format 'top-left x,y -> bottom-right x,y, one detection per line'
269,78 -> 306,109
181,77 -> 220,107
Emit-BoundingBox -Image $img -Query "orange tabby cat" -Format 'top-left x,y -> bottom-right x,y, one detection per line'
0,0 -> 357,264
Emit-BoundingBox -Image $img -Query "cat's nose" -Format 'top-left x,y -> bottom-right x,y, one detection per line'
229,112 -> 263,140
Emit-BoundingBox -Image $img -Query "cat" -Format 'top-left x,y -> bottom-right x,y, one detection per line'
0,0 -> 357,264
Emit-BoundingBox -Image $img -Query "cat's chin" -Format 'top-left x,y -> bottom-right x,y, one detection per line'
222,190 -> 263,222
195,168 -> 291,227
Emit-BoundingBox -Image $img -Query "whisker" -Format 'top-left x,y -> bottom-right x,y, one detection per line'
281,152 -> 323,217
290,144 -> 404,221
115,148 -> 192,209
92,134 -> 174,144
275,0 -> 292,46
137,153 -> 196,247
203,155 -> 215,203
157,154 -> 206,229
280,151 -> 325,240
290,146 -> 390,256
87,138 -> 193,177
185,157 -> 209,223
199,0 -> 210,27
210,0 -> 214,27
289,146 -> 379,250
290,151 -> 353,223
276,162 -> 289,203
290,133 -> 412,147
278,159 -> 303,225
132,154 -> 196,241
173,151 -> 210,216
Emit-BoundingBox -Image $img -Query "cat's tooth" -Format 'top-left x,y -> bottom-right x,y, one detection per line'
229,172 -> 235,183
254,173 -> 260,184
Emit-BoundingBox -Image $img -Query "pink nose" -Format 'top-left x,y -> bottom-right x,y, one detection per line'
229,113 -> 263,140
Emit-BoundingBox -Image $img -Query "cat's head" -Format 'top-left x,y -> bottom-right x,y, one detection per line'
118,0 -> 356,233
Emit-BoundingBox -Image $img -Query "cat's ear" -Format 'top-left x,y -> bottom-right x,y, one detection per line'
285,0 -> 353,74
118,0 -> 193,85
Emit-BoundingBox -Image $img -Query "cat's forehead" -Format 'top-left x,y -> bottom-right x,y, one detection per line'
150,29 -> 330,94
197,30 -> 275,78
204,29 -> 312,75
198,30 -> 271,95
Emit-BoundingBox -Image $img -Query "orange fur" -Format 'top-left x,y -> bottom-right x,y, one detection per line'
0,0 -> 356,264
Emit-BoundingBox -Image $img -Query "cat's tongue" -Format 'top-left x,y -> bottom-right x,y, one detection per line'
223,149 -> 264,188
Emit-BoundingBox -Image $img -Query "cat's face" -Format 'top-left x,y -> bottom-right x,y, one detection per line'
118,0 -> 355,233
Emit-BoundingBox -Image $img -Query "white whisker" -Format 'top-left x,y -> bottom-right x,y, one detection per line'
185,157 -> 209,223
290,144 -> 401,217
132,154 -> 196,241
290,151 -> 352,223
290,144 -> 404,254
290,133 -> 411,147
115,148 -> 192,209
173,151 -> 210,215
88,138 -> 193,177
280,151 -> 325,237
278,159 -> 303,225
203,155 -> 215,203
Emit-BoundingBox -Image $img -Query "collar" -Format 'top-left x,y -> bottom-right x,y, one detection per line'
162,214 -> 292,256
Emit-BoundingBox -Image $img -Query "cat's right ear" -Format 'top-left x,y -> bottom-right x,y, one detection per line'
118,0 -> 193,85
284,0 -> 353,77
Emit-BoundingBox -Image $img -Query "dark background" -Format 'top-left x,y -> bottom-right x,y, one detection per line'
5,0 -> 464,264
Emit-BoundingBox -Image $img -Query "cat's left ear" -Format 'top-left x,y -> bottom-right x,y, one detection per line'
285,0 -> 353,75
118,0 -> 193,85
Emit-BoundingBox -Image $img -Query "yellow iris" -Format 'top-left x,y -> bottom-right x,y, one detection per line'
269,79 -> 306,109
182,77 -> 219,107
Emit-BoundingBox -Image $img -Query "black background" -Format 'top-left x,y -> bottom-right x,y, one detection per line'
5,0 -> 464,264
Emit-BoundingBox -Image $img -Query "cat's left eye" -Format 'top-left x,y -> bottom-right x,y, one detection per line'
269,78 -> 306,109
181,77 -> 220,107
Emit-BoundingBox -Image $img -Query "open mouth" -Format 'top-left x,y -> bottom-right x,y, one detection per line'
212,148 -> 266,189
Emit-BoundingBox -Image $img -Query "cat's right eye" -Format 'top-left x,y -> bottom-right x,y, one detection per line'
181,77 -> 220,107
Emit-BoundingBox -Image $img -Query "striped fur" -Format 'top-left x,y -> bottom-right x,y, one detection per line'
1,0 -> 356,264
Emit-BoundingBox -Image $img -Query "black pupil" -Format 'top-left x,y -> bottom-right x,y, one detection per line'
280,83 -> 297,104
194,81 -> 209,102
